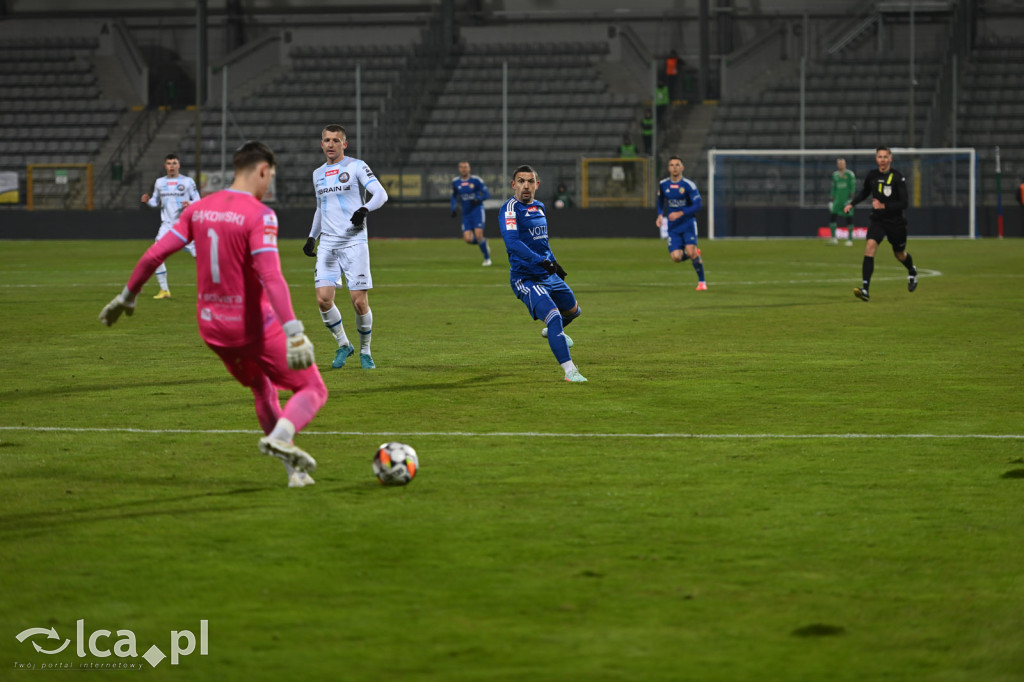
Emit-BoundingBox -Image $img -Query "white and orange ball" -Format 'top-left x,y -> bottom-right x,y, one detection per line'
373,442 -> 419,486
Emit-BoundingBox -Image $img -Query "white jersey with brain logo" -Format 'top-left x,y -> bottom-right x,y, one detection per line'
310,156 -> 384,247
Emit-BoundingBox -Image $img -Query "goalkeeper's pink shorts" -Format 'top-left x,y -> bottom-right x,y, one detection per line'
207,324 -> 326,395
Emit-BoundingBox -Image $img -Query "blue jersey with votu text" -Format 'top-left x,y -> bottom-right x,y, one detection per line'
451,174 -> 490,220
500,197 -> 556,280
657,175 -> 702,231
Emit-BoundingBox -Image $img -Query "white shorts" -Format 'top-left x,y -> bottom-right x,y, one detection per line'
156,222 -> 195,257
155,222 -> 174,242
314,241 -> 372,291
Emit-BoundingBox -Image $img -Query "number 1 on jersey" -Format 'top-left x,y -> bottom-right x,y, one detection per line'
208,228 -> 220,283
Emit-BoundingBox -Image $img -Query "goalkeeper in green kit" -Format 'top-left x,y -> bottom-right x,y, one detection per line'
827,158 -> 856,245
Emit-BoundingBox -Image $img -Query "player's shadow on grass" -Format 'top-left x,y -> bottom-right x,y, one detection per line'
324,480 -> 436,496
0,487 -> 267,536
347,372 -> 511,394
0,376 -> 214,401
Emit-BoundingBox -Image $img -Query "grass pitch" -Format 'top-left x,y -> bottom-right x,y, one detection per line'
1,236 -> 1022,681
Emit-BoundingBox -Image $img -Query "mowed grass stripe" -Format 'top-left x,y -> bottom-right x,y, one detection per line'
2,426 -> 1021,439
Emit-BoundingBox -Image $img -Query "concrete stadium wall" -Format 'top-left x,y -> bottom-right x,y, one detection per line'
717,208 -> 1017,239
1,207 -> 1019,240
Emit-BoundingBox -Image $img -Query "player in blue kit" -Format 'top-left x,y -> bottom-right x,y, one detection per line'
302,124 -> 389,370
656,156 -> 707,290
500,165 -> 586,383
451,160 -> 492,266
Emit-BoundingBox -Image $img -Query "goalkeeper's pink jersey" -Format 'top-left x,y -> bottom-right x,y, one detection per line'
127,189 -> 298,348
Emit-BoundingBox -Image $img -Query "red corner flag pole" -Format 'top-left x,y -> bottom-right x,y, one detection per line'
996,145 -> 1004,239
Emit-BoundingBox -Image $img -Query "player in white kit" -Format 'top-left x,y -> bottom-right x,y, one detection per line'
140,153 -> 200,299
302,124 -> 389,370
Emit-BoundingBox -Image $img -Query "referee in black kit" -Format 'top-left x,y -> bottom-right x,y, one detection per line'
845,146 -> 919,301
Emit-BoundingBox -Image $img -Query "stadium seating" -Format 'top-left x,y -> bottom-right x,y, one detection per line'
176,43 -> 410,205
699,41 -> 1024,209
700,58 -> 939,204
408,40 -> 637,204
176,40 -> 639,206
0,37 -> 125,182
955,41 -> 1024,204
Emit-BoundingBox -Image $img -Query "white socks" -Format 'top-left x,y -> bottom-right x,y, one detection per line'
321,304 -> 371,353
321,305 -> 350,347
356,310 -> 373,355
560,360 -> 577,375
156,265 -> 168,291
269,417 -> 296,444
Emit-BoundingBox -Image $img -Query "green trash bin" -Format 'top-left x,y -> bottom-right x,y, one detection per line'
112,163 -> 123,182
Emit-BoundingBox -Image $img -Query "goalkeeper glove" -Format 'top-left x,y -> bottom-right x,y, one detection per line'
469,199 -> 482,208
99,288 -> 137,327
540,260 -> 568,279
351,206 -> 369,228
302,237 -> 317,257
282,321 -> 315,370
451,209 -> 458,219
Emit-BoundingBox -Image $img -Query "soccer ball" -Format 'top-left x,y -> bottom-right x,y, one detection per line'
373,442 -> 419,486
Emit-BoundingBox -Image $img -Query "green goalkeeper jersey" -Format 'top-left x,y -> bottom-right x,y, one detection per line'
830,169 -> 856,210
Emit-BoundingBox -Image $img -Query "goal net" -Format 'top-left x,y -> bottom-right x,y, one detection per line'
27,164 -> 94,210
706,148 -> 977,239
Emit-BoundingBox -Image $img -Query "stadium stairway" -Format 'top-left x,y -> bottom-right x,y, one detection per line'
105,110 -> 194,209
660,102 -> 718,182
140,110 -> 195,178
91,54 -> 143,108
88,107 -> 146,208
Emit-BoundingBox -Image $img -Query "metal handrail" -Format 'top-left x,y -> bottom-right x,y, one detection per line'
826,12 -> 880,56
380,6 -> 455,166
96,107 -> 166,207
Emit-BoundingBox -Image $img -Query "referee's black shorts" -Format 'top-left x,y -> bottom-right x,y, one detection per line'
867,218 -> 908,252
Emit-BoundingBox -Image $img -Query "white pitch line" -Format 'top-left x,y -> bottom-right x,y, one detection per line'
0,269 -> 945,290
0,426 -> 1020,440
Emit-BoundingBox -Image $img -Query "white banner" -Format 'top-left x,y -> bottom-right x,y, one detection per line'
0,170 -> 18,203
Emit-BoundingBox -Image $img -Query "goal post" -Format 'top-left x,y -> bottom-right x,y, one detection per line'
706,148 -> 977,239
27,163 -> 94,211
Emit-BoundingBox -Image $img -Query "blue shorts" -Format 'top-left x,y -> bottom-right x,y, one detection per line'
511,273 -> 577,321
462,206 -> 485,231
667,222 -> 698,252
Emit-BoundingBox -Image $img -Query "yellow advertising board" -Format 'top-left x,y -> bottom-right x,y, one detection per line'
380,173 -> 423,199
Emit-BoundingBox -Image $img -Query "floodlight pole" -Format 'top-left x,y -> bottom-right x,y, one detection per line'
799,56 -> 806,207
502,61 -> 508,183
650,59 -> 657,170
707,147 -> 715,239
220,64 -> 227,177
952,54 -> 958,202
356,63 -> 362,157
995,145 -> 1003,239
909,0 -> 915,148
195,0 -> 207,186
798,13 -> 808,207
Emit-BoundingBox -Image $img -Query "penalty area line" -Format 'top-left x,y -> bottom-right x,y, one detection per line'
0,426 -> 1021,440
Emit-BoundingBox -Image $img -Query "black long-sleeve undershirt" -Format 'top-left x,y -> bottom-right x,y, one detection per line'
848,167 -> 908,222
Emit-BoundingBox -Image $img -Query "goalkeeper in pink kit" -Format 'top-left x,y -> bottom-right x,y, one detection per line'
99,141 -> 327,488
